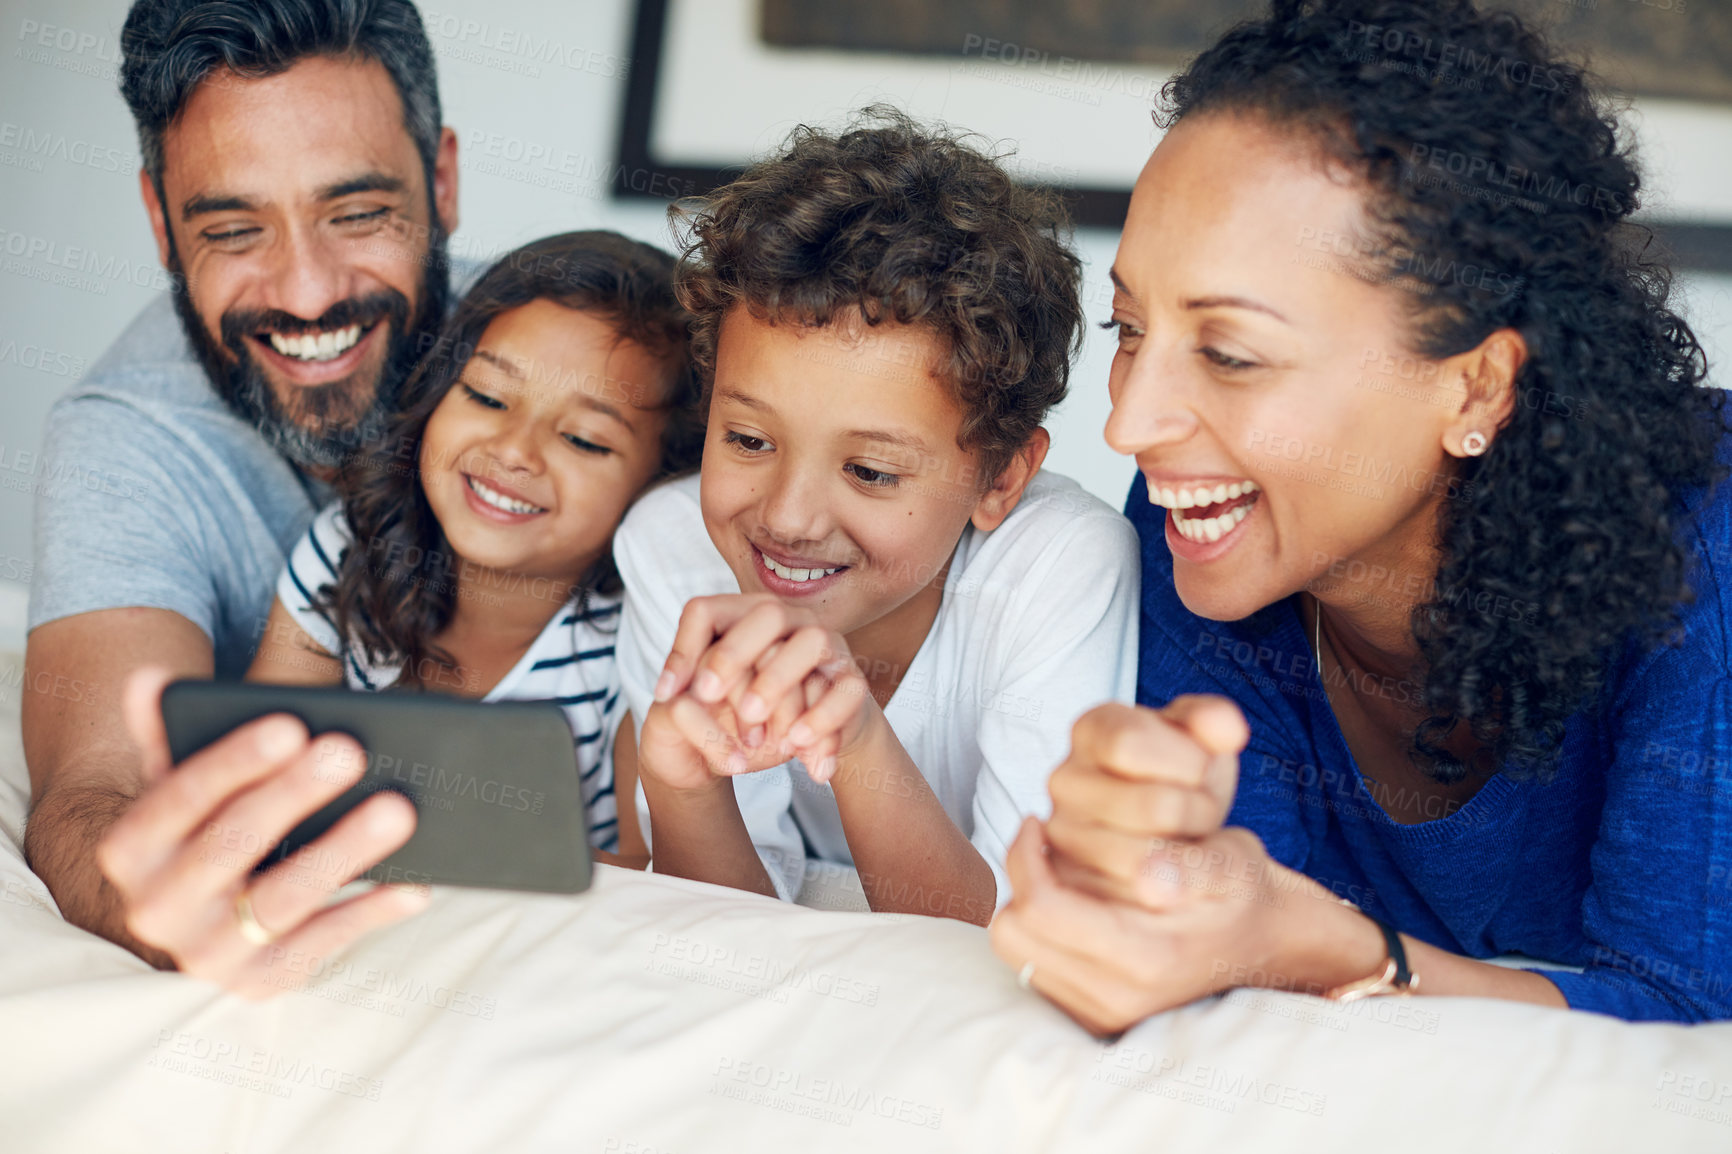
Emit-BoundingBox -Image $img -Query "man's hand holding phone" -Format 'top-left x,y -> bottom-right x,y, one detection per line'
95,666 -> 430,1000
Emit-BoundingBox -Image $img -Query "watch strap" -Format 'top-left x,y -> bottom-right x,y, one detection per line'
1324,901 -> 1417,1001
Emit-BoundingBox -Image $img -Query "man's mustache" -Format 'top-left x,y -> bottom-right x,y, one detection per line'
219,292 -> 409,351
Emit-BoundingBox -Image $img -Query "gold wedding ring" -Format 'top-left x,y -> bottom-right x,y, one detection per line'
233,889 -> 277,946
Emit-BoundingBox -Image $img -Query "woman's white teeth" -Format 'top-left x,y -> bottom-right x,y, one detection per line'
268,323 -> 363,362
1172,499 -> 1253,543
1154,480 -> 1258,510
762,554 -> 841,583
466,475 -> 545,515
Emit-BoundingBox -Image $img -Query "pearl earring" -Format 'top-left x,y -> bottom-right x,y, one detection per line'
1462,431 -> 1488,456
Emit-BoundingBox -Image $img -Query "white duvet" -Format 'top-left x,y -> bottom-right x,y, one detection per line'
1,659 -> 1729,1153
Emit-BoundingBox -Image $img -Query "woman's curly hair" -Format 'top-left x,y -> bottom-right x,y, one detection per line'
321,230 -> 704,688
1165,0 -> 1727,780
672,105 -> 1085,484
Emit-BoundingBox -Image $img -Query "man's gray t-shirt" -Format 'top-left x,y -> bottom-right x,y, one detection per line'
27,294 -> 334,676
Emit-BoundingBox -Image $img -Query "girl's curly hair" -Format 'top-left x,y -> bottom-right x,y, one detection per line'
1165,0 -> 1727,780
322,230 -> 704,688
672,105 -> 1085,484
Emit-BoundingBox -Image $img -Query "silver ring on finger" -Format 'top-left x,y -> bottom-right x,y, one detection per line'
234,888 -> 278,946
1017,960 -> 1037,991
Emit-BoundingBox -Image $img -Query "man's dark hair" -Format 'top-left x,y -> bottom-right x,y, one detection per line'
120,0 -> 441,187
674,105 -> 1085,484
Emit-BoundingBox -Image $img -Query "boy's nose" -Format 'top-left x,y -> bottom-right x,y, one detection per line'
758,467 -> 830,543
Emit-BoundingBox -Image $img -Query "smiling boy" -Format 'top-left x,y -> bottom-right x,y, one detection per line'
613,110 -> 1140,922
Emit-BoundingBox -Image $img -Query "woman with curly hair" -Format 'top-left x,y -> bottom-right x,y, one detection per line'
991,0 -> 1730,1028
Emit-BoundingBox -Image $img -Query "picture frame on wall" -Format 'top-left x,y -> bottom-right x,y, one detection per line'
614,0 -> 1732,272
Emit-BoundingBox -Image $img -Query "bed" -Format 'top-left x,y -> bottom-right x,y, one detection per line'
1,648 -> 1729,1153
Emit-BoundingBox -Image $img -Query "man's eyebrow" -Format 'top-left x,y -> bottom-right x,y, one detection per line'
317,173 -> 405,201
181,193 -> 258,221
1184,295 -> 1290,324
179,173 -> 404,222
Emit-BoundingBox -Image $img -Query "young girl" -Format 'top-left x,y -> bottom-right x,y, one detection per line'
247,231 -> 703,862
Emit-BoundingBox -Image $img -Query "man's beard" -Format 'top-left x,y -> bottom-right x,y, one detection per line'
168,228 -> 449,470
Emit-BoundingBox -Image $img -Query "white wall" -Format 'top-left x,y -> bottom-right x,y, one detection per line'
2,0 -> 1729,653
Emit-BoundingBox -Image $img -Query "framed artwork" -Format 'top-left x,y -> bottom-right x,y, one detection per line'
615,0 -> 1732,271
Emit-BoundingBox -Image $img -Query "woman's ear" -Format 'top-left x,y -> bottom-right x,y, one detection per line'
1441,327 -> 1526,457
972,427 -> 1051,532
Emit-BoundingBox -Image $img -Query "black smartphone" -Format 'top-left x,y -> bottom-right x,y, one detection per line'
161,680 -> 592,893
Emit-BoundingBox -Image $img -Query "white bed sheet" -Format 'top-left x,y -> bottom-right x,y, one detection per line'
1,654 -> 1729,1153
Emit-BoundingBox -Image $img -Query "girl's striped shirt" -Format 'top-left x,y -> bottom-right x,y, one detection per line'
276,502 -> 623,851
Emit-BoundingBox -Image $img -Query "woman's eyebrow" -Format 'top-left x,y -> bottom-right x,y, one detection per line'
1184,295 -> 1291,324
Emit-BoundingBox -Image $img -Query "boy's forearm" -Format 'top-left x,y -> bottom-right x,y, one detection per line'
831,716 -> 996,926
24,781 -> 175,969
639,774 -> 777,898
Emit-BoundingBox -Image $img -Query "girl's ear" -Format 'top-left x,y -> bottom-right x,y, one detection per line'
971,428 -> 1050,533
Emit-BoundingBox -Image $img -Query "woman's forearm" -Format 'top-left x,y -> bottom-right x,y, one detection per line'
1268,865 -> 1568,1008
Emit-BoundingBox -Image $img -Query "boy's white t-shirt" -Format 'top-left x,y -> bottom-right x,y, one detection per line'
277,502 -> 627,851
614,469 -> 1141,906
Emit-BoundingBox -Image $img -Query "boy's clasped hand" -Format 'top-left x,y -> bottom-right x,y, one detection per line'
641,593 -> 874,788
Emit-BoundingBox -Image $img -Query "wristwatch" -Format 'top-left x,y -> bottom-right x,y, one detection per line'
1324,900 -> 1418,1001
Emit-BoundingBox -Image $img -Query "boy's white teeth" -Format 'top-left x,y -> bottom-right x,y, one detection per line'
762,553 -> 841,583
1172,498 -> 1253,543
1153,479 -> 1258,510
466,475 -> 545,514
267,323 -> 363,362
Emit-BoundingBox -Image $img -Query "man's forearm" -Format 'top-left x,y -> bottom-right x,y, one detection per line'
24,782 -> 175,969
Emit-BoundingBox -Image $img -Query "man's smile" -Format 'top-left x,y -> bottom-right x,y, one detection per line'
246,319 -> 386,385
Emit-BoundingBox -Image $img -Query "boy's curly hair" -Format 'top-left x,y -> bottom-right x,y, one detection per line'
673,105 -> 1085,483
1166,0 -> 1728,780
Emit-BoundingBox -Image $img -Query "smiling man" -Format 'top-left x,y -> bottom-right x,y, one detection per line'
21,0 -> 461,990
